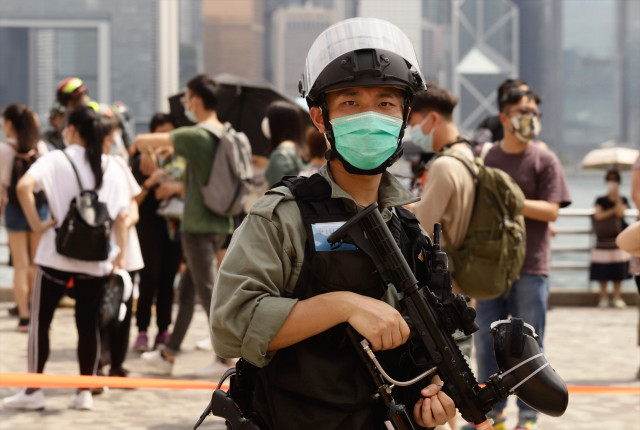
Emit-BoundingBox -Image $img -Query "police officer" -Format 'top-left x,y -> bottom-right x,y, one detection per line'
210,18 -> 457,430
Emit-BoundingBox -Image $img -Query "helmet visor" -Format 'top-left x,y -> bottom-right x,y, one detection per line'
303,18 -> 423,97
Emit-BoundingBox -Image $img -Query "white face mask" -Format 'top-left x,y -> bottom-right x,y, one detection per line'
408,124 -> 433,152
606,181 -> 619,192
184,106 -> 197,123
261,116 -> 271,139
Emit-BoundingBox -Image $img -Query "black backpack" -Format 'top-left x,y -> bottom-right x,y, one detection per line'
55,151 -> 113,261
6,143 -> 46,207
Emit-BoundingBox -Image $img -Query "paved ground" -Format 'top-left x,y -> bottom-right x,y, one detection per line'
0,301 -> 638,430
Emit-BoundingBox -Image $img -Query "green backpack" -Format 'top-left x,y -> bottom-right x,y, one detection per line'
437,149 -> 526,299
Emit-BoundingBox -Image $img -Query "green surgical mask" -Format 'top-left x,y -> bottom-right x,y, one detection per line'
330,111 -> 403,171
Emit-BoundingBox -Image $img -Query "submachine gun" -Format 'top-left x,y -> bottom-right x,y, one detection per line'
326,203 -> 568,429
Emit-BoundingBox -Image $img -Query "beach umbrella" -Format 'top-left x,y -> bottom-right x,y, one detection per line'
581,146 -> 639,172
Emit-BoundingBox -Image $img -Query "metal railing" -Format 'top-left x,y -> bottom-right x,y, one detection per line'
1,209 -> 638,284
552,208 -> 638,272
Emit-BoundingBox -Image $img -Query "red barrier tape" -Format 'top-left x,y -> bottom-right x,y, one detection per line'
0,373 -> 637,395
0,372 -> 228,391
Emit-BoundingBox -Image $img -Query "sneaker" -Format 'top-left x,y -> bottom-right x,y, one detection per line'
194,359 -> 234,379
133,332 -> 149,353
17,318 -> 30,333
2,388 -> 45,410
461,412 -> 506,430
90,368 -> 108,395
141,350 -> 173,375
195,337 -> 213,351
514,418 -> 538,430
108,367 -> 129,377
597,296 -> 609,308
612,296 -> 627,309
69,390 -> 93,410
153,330 -> 170,350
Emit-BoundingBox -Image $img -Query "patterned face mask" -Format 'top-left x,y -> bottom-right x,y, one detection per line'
510,114 -> 541,142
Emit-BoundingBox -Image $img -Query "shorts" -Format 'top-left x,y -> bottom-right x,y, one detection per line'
4,202 -> 49,233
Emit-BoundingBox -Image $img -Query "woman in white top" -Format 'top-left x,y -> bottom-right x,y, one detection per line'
98,113 -> 143,378
2,105 -> 132,411
0,104 -> 49,332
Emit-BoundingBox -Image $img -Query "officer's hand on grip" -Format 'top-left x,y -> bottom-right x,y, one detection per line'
344,292 -> 410,351
413,377 -> 457,428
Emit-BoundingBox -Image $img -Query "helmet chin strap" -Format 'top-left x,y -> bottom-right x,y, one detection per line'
320,91 -> 411,176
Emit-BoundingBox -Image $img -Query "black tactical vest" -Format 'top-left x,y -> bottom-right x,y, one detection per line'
251,174 -> 433,430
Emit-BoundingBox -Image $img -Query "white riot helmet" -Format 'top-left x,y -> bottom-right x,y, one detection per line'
299,17 -> 426,174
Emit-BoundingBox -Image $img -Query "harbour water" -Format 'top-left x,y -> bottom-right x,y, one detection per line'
0,169 -> 637,291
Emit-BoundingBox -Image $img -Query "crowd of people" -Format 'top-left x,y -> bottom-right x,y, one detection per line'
0,15 -> 638,430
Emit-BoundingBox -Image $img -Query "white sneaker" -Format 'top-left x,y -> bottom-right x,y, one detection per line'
195,337 -> 213,351
194,359 -> 234,378
2,388 -> 45,410
597,296 -> 609,308
141,350 -> 173,375
612,297 -> 627,309
69,390 -> 93,410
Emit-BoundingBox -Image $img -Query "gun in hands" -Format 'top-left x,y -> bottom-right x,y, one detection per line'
327,203 -> 568,429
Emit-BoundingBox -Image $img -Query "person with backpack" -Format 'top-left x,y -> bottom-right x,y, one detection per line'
0,104 -> 49,332
2,105 -> 133,411
94,110 -> 144,381
207,18 -> 457,429
471,88 -> 571,430
408,84 -> 487,430
409,84 -> 479,294
410,83 -> 526,304
131,74 -> 236,378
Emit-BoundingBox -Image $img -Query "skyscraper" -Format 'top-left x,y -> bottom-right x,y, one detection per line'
358,0 -> 423,68
451,0 -> 519,132
512,0 -> 564,149
202,0 -> 265,80
271,3 -> 336,98
179,0 -> 204,87
0,0 -> 178,132
616,0 -> 640,145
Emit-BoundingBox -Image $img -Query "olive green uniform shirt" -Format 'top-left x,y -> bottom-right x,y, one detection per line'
170,126 -> 234,235
211,165 -> 420,367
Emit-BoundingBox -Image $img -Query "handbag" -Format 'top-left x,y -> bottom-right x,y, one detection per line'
156,196 -> 184,219
55,152 -> 113,261
98,273 -> 125,328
